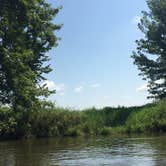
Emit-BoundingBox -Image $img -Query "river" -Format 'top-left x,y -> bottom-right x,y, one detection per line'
0,135 -> 166,166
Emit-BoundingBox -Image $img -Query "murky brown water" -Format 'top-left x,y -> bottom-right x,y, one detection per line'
0,135 -> 166,166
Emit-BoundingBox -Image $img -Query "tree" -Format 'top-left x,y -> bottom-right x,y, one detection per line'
0,0 -> 61,112
132,0 -> 166,99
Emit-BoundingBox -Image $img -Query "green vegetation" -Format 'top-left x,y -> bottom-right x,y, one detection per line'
126,100 -> 166,133
0,0 -> 61,113
132,0 -> 166,99
0,100 -> 165,140
0,0 -> 166,140
0,0 -> 61,139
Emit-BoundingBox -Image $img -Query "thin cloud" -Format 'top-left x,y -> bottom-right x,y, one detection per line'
137,79 -> 165,93
91,83 -> 101,88
74,86 -> 83,93
136,83 -> 148,92
42,80 -> 65,95
155,79 -> 165,84
59,92 -> 65,96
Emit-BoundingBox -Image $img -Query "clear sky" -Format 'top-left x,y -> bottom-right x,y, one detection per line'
45,0 -> 150,109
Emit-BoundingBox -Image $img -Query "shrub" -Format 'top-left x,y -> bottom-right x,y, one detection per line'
100,127 -> 112,135
0,108 -> 18,139
126,100 -> 166,133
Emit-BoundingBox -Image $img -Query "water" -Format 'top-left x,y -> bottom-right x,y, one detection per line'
0,135 -> 166,166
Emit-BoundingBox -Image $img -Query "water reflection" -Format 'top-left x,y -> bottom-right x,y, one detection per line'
0,135 -> 166,166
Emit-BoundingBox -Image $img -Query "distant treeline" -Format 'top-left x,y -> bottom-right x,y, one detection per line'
0,100 -> 165,140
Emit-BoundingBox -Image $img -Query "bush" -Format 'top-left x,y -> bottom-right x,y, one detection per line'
65,127 -> 81,137
29,109 -> 82,137
0,100 -> 165,140
100,127 -> 112,135
126,100 -> 166,133
0,108 -> 18,139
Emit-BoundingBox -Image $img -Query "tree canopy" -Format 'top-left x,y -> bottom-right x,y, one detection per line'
0,0 -> 61,111
132,0 -> 166,99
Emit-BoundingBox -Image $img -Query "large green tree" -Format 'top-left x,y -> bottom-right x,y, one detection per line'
0,0 -> 61,111
132,0 -> 166,99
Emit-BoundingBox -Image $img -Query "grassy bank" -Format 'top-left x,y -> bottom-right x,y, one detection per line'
0,100 -> 166,139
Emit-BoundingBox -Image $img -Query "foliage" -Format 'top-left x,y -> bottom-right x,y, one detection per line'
0,107 -> 18,139
1,101 -> 165,139
29,109 -> 82,137
126,100 -> 166,133
0,0 -> 61,112
132,0 -> 166,99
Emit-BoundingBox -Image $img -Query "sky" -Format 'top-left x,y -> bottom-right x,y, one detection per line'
45,0 -> 150,109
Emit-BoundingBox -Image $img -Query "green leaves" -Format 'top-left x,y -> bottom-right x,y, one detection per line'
0,0 -> 61,111
132,0 -> 166,99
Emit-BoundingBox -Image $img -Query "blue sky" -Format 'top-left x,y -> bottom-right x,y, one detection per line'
45,0 -> 150,109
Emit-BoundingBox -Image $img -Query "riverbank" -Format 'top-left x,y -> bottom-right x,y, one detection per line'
0,100 -> 166,139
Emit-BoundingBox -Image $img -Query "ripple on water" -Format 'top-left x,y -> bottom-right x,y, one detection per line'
0,135 -> 166,166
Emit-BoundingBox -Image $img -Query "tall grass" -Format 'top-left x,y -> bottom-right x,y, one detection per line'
126,100 -> 166,133
0,100 -> 165,139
